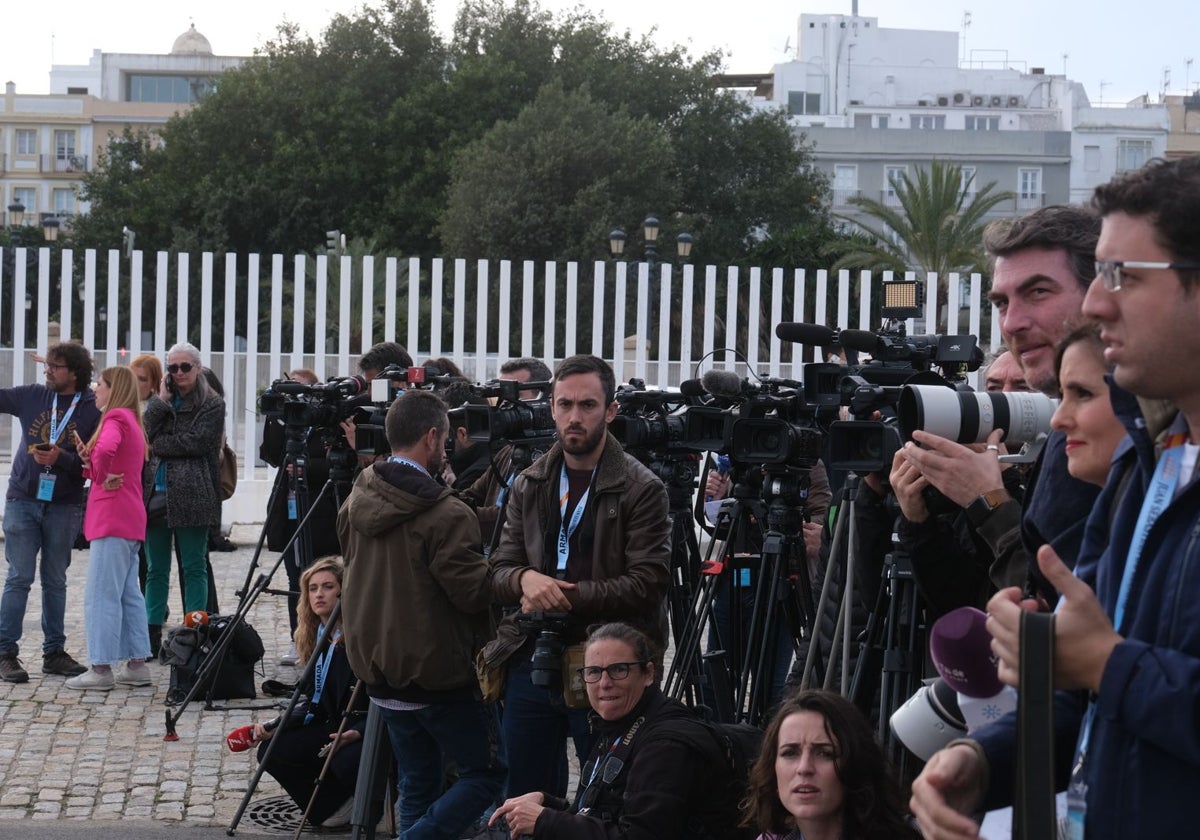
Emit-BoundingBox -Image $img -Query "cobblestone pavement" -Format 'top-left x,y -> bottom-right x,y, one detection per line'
0,526 -> 301,834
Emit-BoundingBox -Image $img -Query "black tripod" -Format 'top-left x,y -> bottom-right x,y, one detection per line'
665,465 -> 814,726
163,433 -> 355,738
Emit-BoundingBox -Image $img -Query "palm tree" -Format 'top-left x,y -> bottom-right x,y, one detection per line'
827,161 -> 1013,279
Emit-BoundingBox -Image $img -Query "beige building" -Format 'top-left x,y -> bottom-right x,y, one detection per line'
1164,93 -> 1200,159
1,24 -> 246,226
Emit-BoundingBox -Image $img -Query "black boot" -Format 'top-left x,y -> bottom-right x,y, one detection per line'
148,624 -> 162,659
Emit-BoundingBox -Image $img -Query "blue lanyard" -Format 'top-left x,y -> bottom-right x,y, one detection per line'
1070,432 -> 1188,774
557,465 -> 594,571
306,626 -> 340,725
387,455 -> 429,476
48,392 -> 81,448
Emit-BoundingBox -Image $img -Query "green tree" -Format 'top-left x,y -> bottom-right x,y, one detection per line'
827,161 -> 1013,279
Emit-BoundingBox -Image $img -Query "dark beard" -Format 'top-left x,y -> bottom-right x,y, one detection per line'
560,423 -> 606,459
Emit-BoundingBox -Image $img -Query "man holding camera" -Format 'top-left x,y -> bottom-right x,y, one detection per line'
485,354 -> 671,798
912,157 -> 1200,840
338,389 -> 505,838
0,342 -> 100,682
899,205 -> 1102,595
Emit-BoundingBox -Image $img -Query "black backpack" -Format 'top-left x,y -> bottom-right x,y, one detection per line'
649,718 -> 763,840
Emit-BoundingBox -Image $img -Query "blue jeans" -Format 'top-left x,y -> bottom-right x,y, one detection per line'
0,498 -> 82,656
378,699 -> 506,840
501,656 -> 595,799
83,537 -> 152,665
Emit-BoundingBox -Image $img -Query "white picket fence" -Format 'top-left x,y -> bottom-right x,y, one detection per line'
0,246 -> 999,484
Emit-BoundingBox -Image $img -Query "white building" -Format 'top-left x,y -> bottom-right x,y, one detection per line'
730,12 -> 1169,218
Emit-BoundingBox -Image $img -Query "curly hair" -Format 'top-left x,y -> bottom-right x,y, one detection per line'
47,341 -> 94,393
742,691 -> 918,840
293,556 -> 344,663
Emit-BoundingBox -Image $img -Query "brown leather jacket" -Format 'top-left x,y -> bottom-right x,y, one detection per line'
483,431 -> 671,668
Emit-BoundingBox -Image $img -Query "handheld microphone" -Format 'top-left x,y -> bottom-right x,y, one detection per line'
929,606 -> 1017,731
226,725 -> 256,752
184,610 -> 209,628
700,369 -> 744,400
774,322 -> 837,347
890,677 -> 968,760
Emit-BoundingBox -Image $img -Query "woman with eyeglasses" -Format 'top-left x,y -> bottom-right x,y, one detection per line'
488,622 -> 750,840
141,342 -> 225,655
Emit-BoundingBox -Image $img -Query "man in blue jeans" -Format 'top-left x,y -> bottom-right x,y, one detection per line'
339,389 -> 505,839
0,342 -> 101,683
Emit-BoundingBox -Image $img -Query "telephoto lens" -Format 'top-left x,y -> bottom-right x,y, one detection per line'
898,384 -> 1057,446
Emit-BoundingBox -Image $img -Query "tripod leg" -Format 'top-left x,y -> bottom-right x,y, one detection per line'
294,680 -> 364,840
350,703 -> 393,840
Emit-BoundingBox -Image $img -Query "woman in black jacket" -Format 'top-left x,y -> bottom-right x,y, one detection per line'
247,557 -> 366,829
489,622 -> 748,840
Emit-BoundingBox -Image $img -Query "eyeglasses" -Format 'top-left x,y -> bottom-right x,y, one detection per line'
166,363 -> 195,374
577,662 -> 647,683
44,363 -> 66,373
1095,260 -> 1200,291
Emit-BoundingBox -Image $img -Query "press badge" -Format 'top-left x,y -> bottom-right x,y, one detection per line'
1065,778 -> 1087,840
37,473 -> 57,501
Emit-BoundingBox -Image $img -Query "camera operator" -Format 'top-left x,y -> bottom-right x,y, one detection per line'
912,156 -> 1200,840
260,371 -> 344,665
855,349 -> 1032,618
437,378 -> 493,491
484,354 -> 671,799
339,341 -> 413,456
338,389 -> 504,838
461,357 -> 554,543
899,205 -> 1102,597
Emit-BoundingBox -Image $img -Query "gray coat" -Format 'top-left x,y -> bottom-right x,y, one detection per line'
142,391 -> 225,529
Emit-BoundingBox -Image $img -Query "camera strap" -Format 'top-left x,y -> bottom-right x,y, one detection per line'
557,465 -> 595,572
576,714 -> 647,815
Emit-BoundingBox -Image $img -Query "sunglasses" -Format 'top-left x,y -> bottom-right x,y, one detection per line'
167,363 -> 195,374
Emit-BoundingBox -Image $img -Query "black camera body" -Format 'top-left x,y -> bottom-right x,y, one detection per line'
515,610 -> 570,688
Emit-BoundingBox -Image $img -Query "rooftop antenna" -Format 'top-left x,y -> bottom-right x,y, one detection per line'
1099,79 -> 1109,104
960,11 -> 972,67
1162,66 -> 1171,100
1187,58 -> 1194,95
1062,53 -> 1069,77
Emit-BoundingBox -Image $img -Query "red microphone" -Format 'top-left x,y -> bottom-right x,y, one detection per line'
185,610 -> 209,628
226,725 -> 256,752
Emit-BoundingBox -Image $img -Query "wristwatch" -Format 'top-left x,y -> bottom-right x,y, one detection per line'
966,488 -> 1010,527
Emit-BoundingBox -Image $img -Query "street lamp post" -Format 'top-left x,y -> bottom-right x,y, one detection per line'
608,215 -> 694,355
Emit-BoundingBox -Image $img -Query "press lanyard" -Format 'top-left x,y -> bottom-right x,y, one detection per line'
557,465 -> 595,571
306,626 -> 340,725
47,393 -> 81,451
1066,429 -> 1190,836
387,455 -> 429,476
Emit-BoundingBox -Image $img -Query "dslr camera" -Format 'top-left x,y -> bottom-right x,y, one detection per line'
514,611 -> 570,687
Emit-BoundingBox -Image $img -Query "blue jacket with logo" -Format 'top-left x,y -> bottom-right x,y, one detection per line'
976,387 -> 1200,838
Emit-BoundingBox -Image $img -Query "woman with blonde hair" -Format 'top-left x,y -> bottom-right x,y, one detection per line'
67,366 -> 153,690
246,557 -> 366,829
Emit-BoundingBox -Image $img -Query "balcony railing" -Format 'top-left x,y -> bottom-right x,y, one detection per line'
833,188 -> 861,206
39,154 -> 89,174
1016,192 -> 1045,211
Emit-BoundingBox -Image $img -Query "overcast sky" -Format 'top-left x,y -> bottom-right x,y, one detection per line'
5,0 -> 1196,105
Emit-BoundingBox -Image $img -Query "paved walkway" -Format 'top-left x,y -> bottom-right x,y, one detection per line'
0,526 -> 306,835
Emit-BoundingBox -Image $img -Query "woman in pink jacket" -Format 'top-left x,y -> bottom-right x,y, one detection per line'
67,366 -> 153,690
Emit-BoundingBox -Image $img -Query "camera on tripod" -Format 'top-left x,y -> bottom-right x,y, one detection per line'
514,611 -> 570,687
448,379 -> 555,447
259,376 -> 373,433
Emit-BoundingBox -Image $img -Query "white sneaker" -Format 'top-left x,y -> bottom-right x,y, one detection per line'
279,645 -> 299,666
319,796 -> 355,829
65,668 -> 115,690
115,663 -> 153,686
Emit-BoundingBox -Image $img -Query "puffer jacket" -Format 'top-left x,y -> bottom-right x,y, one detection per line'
337,460 -> 492,703
976,388 -> 1200,838
484,432 -> 671,667
142,390 -> 224,529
